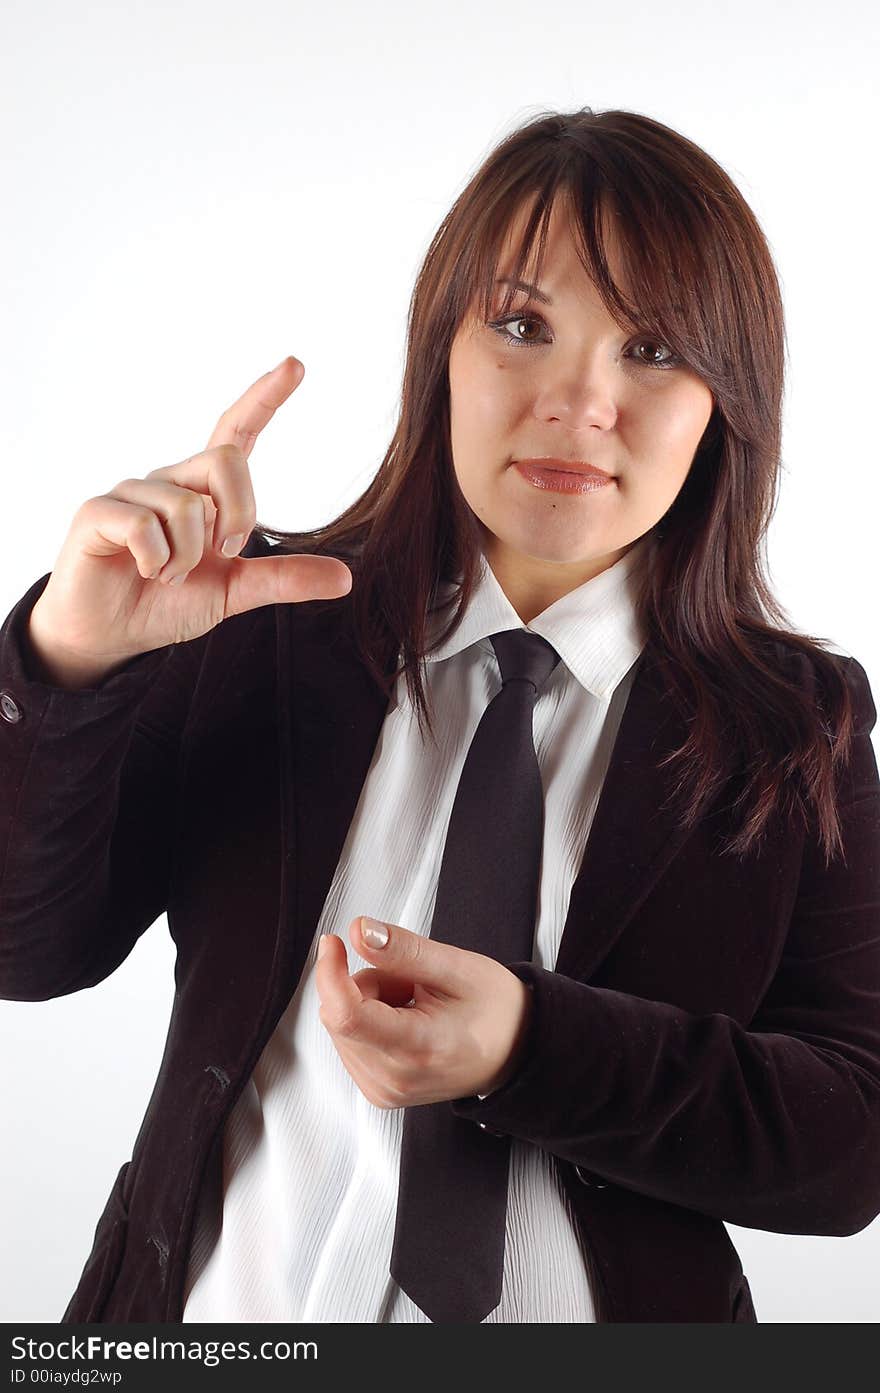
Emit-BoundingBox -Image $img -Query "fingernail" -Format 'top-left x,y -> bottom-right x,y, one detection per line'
361,917 -> 389,949
221,533 -> 245,558
317,934 -> 328,960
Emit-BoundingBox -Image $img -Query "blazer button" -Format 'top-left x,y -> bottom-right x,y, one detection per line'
575,1164 -> 608,1189
0,691 -> 23,724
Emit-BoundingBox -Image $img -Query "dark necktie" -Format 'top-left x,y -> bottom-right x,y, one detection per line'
389,627 -> 561,1323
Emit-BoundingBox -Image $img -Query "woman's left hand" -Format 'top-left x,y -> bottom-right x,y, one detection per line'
315,916 -> 533,1107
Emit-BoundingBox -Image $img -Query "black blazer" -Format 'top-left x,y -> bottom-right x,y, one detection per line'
2,531 -> 879,1324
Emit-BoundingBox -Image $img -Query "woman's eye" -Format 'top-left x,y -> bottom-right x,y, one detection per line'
631,339 -> 679,369
487,313 -> 680,369
488,313 -> 547,348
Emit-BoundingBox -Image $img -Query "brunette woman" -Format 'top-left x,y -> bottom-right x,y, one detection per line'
1,107 -> 877,1324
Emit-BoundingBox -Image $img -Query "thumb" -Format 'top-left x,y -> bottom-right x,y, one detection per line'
225,552 -> 352,616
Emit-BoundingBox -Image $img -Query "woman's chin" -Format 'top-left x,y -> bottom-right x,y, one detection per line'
483,524 -> 621,570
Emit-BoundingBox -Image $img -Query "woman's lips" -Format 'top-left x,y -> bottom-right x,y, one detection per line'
513,458 -> 615,494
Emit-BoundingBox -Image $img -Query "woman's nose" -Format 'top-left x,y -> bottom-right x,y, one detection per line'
530,352 -> 618,431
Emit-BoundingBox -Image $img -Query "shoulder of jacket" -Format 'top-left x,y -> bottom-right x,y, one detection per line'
838,654 -> 877,736
770,637 -> 876,738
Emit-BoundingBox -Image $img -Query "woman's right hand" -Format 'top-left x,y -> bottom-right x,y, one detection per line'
26,357 -> 354,688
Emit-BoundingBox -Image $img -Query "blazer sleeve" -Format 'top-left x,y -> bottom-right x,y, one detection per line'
452,655 -> 880,1238
0,573 -> 213,1002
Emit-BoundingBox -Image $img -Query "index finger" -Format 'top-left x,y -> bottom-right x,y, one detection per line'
205,356 -> 304,458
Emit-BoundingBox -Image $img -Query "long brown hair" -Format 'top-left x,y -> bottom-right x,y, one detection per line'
254,106 -> 858,865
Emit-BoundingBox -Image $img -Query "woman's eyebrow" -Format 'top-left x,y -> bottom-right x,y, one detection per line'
494,277 -> 553,306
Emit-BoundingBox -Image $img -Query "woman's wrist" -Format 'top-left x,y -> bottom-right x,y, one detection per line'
478,978 -> 535,1098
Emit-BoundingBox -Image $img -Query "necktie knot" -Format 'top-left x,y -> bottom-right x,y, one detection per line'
490,629 -> 560,696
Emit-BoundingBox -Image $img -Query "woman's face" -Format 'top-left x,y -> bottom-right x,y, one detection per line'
447,194 -> 715,619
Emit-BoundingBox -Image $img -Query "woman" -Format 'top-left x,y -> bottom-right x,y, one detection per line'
1,107 -> 878,1324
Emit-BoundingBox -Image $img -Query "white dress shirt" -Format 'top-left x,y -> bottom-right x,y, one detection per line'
181,535 -> 650,1323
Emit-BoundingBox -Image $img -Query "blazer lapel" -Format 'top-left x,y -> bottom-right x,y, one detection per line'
278,596 -> 396,995
280,596 -> 694,993
554,642 -> 695,983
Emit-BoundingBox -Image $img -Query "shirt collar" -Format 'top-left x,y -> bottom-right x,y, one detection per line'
424,534 -> 650,701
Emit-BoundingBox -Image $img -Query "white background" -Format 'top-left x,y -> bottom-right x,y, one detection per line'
1,0 -> 877,1324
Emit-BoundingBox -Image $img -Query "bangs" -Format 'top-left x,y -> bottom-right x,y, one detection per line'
463,168 -> 716,379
